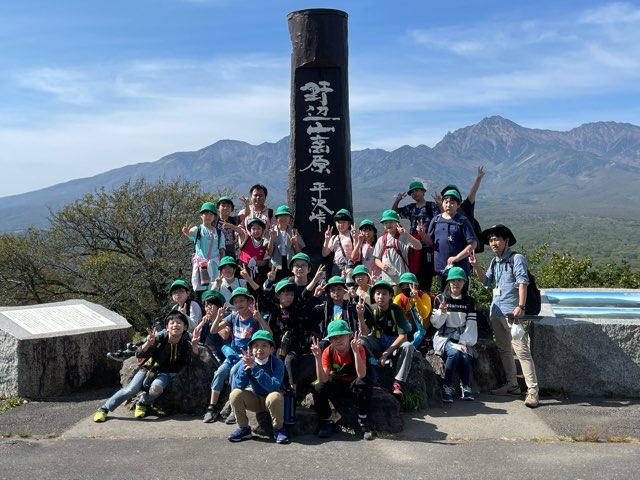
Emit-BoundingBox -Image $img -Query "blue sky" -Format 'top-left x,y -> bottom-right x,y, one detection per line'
1,0 -> 639,197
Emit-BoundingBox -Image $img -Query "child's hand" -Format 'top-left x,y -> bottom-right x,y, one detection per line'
239,265 -> 250,280
240,347 -> 255,370
381,263 -> 390,272
348,286 -> 356,299
181,222 -> 191,235
358,229 -> 365,241
468,251 -> 477,266
314,282 -> 325,298
410,284 -> 419,298
477,165 -> 485,180
397,225 -> 406,236
447,256 -> 456,267
432,193 -> 442,207
267,264 -> 277,282
269,225 -> 277,239
214,273 -> 223,288
416,219 -> 425,235
351,330 -> 361,351
324,224 -> 334,240
178,303 -> 187,315
310,337 -> 322,358
369,273 -> 377,284
312,264 -> 326,282
438,295 -> 447,313
350,225 -> 357,238
355,297 -> 365,317
145,327 -> 157,346
291,228 -> 299,245
192,322 -> 203,345
396,192 -> 407,201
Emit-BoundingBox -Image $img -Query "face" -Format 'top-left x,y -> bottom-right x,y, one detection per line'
335,219 -> 350,233
410,189 -> 425,201
200,210 -> 216,225
360,226 -> 375,242
220,265 -> 235,279
171,288 -> 189,305
382,220 -> 397,234
276,215 -> 291,228
374,288 -> 391,307
488,235 -> 507,255
250,188 -> 266,207
399,282 -> 412,296
276,288 -> 295,308
166,316 -> 186,337
353,273 -> 369,287
204,301 -> 219,316
448,278 -> 466,296
251,339 -> 274,360
290,260 -> 310,278
328,285 -> 345,303
249,223 -> 264,239
329,333 -> 350,352
232,295 -> 251,312
442,196 -> 460,215
218,201 -> 233,217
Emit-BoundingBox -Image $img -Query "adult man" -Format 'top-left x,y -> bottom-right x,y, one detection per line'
469,224 -> 539,408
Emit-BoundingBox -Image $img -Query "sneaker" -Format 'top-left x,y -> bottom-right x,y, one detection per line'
93,409 -> 108,422
225,411 -> 237,425
524,391 -> 539,408
228,426 -> 253,442
134,404 -> 147,419
392,381 -> 403,396
273,428 -> 290,444
318,420 -> 334,438
203,405 -> 220,423
460,384 -> 474,401
359,421 -> 375,441
491,384 -> 521,396
442,385 -> 454,403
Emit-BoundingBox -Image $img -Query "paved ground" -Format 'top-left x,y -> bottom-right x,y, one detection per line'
1,389 -> 639,479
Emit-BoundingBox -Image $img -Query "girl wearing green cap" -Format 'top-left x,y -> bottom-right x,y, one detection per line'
322,209 -> 356,277
267,205 -> 306,282
351,219 -> 381,278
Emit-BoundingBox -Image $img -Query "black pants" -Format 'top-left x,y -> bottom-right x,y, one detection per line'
312,376 -> 372,420
284,351 -> 316,388
416,247 -> 434,293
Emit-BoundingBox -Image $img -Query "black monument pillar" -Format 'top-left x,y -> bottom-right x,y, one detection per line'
287,9 -> 352,261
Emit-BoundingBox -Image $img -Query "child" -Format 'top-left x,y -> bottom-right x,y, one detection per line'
314,276 -> 370,338
351,264 -> 372,305
393,272 -> 432,341
427,189 -> 477,293
322,209 -> 356,277
238,184 -> 274,231
361,280 -> 415,396
202,287 -> 271,423
351,219 -> 381,278
310,320 -> 374,440
212,256 -> 247,310
238,217 -> 269,287
373,210 -> 422,288
93,310 -> 200,422
264,252 -> 315,296
227,330 -> 288,443
392,181 -> 440,292
182,202 -> 226,300
431,267 -> 477,403
216,196 -> 240,259
199,289 -> 228,362
169,279 -> 202,333
267,205 -> 306,282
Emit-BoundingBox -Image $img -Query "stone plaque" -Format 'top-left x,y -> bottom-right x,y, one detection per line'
3,304 -> 116,335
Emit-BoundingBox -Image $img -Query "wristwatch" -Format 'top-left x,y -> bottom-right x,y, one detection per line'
518,304 -> 525,310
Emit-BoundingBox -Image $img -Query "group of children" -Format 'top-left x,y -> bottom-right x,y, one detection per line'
95,175 -> 493,443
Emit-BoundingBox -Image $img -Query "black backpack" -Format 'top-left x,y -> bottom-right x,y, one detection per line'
489,253 -> 541,316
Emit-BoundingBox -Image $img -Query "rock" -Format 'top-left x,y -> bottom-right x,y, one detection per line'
426,338 -> 506,393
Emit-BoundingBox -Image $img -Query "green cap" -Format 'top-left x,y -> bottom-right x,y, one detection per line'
325,276 -> 346,292
442,189 -> 462,203
248,330 -> 275,347
358,219 -> 376,230
408,181 -> 426,194
370,279 -> 395,296
380,209 -> 400,223
446,266 -> 468,283
247,217 -> 266,229
229,287 -> 254,304
398,272 -> 419,285
440,184 -> 461,197
219,256 -> 238,269
216,196 -> 235,209
275,205 -> 293,217
334,209 -> 353,221
200,202 -> 217,214
169,279 -> 190,294
201,290 -> 226,307
288,252 -> 312,268
275,278 -> 296,294
324,319 -> 353,340
352,265 -> 370,277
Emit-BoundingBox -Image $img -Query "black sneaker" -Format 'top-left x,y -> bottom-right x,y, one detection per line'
203,405 -> 220,423
359,422 -> 375,441
225,411 -> 237,425
318,420 -> 334,438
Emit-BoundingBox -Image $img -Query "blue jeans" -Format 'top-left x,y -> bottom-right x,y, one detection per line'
102,369 -> 176,411
210,357 -> 242,393
443,341 -> 472,387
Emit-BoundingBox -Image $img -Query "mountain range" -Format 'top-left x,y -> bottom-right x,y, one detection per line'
2,115 -> 640,234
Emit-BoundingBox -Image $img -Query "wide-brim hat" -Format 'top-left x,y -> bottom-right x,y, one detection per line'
169,279 -> 190,294
446,266 -> 468,283
229,287 -> 254,304
334,209 -> 353,221
481,224 -> 517,246
247,217 -> 266,229
440,184 -> 461,197
441,189 -> 462,203
275,205 -> 293,217
325,276 -> 347,293
248,330 -> 275,347
288,252 -> 312,269
380,209 -> 400,223
201,290 -> 226,307
358,219 -> 376,230
398,272 -> 418,285
352,265 -> 370,277
324,319 -> 353,340
216,196 -> 235,209
275,278 -> 296,294
219,256 -> 238,269
370,279 -> 394,296
200,202 -> 218,214
408,181 -> 426,194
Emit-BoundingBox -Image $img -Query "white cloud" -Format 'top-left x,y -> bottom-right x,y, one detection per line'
15,67 -> 96,105
579,2 -> 640,25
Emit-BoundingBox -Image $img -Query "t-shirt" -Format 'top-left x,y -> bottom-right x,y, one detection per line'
358,242 -> 381,276
368,304 -> 408,338
226,313 -> 260,353
428,213 -> 476,275
397,202 -> 439,237
372,232 -> 411,285
188,225 -> 224,263
218,216 -> 239,259
322,344 -> 367,382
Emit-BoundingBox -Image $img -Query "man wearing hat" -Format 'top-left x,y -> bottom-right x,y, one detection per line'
393,181 -> 439,291
470,224 -> 539,408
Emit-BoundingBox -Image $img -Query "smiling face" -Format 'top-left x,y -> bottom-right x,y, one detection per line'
448,278 -> 466,296
171,287 -> 189,306
200,210 -> 216,226
165,315 -> 187,338
249,223 -> 264,240
232,295 -> 251,314
382,220 -> 398,234
220,265 -> 235,280
218,200 -> 234,219
335,219 -> 350,234
276,214 -> 291,228
250,187 -> 267,209
204,300 -> 219,317
290,260 -> 310,280
353,273 -> 369,288
251,339 -> 274,360
276,288 -> 295,308
359,225 -> 375,244
329,285 -> 345,303
328,333 -> 350,354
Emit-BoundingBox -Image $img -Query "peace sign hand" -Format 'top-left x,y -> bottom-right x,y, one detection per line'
145,327 -> 157,346
324,224 -> 334,240
310,337 -> 322,358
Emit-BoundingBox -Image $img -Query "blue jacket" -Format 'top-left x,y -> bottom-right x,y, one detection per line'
231,355 -> 284,397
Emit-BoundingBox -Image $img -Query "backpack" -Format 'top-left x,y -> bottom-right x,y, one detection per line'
194,225 -> 224,252
489,253 -> 541,315
372,305 -> 412,336
381,232 -> 419,274
433,214 -> 483,254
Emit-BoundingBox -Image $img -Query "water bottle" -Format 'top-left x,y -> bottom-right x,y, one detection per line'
278,331 -> 292,358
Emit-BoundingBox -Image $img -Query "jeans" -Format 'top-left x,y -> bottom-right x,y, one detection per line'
210,357 -> 242,393
443,341 -> 472,387
102,369 -> 175,411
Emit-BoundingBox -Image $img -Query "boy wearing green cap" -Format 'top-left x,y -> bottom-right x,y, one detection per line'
169,279 -> 202,333
216,196 -> 241,260
228,330 -> 288,444
431,267 -> 477,403
182,202 -> 226,299
310,320 -> 374,440
267,205 -> 306,282
314,275 -> 371,340
352,264 -> 373,305
362,280 -> 415,396
427,189 -> 477,293
322,209 -> 356,277
203,287 -> 271,423
392,181 -> 440,292
393,272 -> 432,339
373,209 -> 422,288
